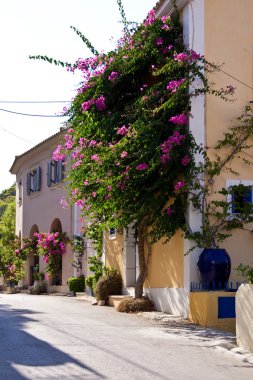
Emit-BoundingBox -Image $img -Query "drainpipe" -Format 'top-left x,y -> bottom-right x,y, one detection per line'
73,203 -> 79,277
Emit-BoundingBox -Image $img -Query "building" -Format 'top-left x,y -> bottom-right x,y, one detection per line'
10,130 -> 91,292
103,0 -> 253,329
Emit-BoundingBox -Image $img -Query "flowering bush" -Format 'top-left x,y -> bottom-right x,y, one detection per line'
0,237 -> 32,282
34,232 -> 68,277
33,2 -> 233,297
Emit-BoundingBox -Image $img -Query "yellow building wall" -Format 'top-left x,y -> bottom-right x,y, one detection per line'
105,232 -> 124,280
145,231 -> 184,288
189,291 -> 236,333
204,0 -> 253,282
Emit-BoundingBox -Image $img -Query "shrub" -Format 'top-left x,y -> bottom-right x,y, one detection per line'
67,276 -> 85,293
34,271 -> 45,281
236,264 -> 253,284
95,270 -> 122,301
117,297 -> 154,313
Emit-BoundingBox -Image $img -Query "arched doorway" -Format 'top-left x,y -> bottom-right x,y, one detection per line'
50,218 -> 63,286
28,224 -> 39,286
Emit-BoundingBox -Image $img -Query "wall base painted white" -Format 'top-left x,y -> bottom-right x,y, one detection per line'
236,284 -> 253,354
144,288 -> 189,318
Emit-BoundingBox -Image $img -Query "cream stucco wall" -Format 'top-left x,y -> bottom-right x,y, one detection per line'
11,133 -> 83,288
204,0 -> 253,282
105,231 -> 125,284
145,231 -> 184,288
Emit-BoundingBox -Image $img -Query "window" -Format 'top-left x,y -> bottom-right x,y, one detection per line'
26,167 -> 41,195
227,180 -> 253,214
47,160 -> 63,187
18,178 -> 22,206
109,227 -> 116,240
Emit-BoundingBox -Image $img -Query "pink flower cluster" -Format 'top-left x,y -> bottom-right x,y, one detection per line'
174,181 -> 185,191
167,78 -> 185,93
81,95 -> 106,112
169,113 -> 188,125
174,50 -> 201,63
117,125 -> 128,136
136,163 -> 149,171
160,132 -> 186,164
143,10 -> 156,27
181,155 -> 191,166
34,232 -> 67,263
108,71 -> 119,81
52,145 -> 66,162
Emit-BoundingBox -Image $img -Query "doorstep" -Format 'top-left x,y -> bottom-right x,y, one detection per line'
109,295 -> 133,308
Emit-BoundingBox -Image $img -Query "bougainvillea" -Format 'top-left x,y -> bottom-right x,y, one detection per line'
48,4 -> 232,297
34,232 -> 68,277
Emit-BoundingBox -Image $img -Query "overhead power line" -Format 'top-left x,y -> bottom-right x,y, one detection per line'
0,126 -> 34,145
0,100 -> 71,104
0,108 -> 66,117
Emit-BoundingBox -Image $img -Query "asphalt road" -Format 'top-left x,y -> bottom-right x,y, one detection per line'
0,293 -> 252,380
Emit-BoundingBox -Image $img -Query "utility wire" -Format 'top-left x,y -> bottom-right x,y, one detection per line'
0,108 -> 66,117
218,68 -> 253,91
0,100 -> 70,104
0,126 -> 34,145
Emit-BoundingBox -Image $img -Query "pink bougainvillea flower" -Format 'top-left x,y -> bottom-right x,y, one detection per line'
52,145 -> 66,161
160,131 -> 186,164
136,163 -> 149,170
91,154 -> 100,162
117,125 -> 128,136
166,207 -> 173,216
65,139 -> 74,150
120,151 -> 128,158
72,160 -> 82,169
84,180 -> 89,186
169,113 -> 188,125
181,155 -> 191,166
76,200 -> 85,209
81,99 -> 94,111
143,9 -> 156,26
174,181 -> 185,191
174,52 -> 189,63
95,95 -> 106,111
105,194 -> 111,200
89,140 -> 97,147
107,185 -> 112,191
155,37 -> 163,46
108,71 -> 119,81
67,128 -> 74,133
167,78 -> 186,93
92,192 -> 97,198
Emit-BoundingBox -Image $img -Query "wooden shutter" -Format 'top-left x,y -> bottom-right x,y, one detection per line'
57,160 -> 63,182
35,166 -> 41,191
47,162 -> 52,187
26,173 -> 31,195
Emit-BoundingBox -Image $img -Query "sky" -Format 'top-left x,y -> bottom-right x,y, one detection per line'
0,0 -> 156,193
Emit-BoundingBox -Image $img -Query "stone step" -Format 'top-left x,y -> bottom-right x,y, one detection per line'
109,295 -> 133,308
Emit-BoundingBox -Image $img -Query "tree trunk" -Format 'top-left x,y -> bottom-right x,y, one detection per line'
134,220 -> 147,299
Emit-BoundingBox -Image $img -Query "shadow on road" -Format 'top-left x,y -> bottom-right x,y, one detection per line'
0,302 -> 104,379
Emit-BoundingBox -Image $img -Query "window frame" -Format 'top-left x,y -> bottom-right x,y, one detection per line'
226,179 -> 253,215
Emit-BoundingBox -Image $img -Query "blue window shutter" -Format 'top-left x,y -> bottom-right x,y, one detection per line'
57,160 -> 63,182
36,166 -> 41,191
47,162 -> 52,187
26,173 -> 31,195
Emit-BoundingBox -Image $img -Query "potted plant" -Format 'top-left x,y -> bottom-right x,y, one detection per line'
33,267 -> 46,294
185,107 -> 253,288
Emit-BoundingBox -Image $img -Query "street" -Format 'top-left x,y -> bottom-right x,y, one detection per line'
0,293 -> 252,380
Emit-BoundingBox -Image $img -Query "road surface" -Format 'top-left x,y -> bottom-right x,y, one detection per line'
0,293 -> 252,379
